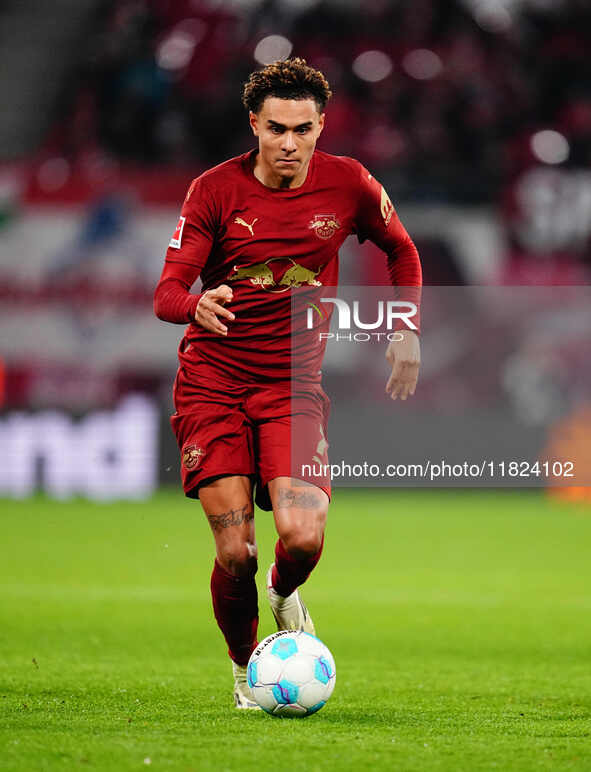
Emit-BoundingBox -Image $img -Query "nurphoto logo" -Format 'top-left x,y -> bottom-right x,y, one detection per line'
306,298 -> 417,343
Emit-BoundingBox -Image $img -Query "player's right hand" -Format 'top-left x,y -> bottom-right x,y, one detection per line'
195,284 -> 235,336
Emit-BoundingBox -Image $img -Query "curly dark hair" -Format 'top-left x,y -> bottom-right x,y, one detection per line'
242,57 -> 332,114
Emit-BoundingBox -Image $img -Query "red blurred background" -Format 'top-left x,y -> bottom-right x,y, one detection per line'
1,0 -> 590,498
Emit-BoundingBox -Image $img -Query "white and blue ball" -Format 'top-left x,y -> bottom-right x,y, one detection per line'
247,630 -> 336,717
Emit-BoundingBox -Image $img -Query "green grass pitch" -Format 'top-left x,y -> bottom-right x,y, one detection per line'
1,489 -> 591,771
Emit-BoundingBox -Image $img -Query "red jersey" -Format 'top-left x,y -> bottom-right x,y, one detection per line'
154,149 -> 421,381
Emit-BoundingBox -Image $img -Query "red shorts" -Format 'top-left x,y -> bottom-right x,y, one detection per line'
170,363 -> 331,511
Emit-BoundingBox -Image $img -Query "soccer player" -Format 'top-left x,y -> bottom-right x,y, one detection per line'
154,58 -> 421,708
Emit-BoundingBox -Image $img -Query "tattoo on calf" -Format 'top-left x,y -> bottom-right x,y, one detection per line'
206,505 -> 254,532
277,487 -> 320,509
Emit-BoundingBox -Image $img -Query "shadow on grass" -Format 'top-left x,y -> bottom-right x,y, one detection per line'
241,706 -> 405,728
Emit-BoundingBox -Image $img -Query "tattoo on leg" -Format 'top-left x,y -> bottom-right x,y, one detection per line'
207,505 -> 254,532
277,487 -> 321,510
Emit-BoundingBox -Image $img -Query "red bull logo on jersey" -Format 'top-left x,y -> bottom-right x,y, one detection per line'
229,262 -> 275,287
308,214 -> 341,240
228,257 -> 322,292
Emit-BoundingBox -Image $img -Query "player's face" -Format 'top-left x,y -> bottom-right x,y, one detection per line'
249,97 -> 325,188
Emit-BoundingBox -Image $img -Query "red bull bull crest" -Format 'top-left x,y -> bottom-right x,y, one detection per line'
308,214 -> 341,240
228,257 -> 323,292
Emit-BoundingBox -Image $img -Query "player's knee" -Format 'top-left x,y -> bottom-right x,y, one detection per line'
280,514 -> 326,559
217,541 -> 258,578
283,534 -> 322,559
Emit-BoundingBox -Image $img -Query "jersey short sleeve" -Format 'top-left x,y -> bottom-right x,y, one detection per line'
165,176 -> 218,270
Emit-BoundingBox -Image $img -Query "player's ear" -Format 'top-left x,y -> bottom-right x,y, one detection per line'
249,111 -> 259,136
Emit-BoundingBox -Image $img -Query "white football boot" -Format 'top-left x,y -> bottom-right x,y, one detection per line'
266,563 -> 316,635
232,661 -> 260,710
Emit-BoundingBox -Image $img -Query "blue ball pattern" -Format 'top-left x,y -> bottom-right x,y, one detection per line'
314,655 -> 332,685
247,631 -> 335,717
271,637 -> 298,660
247,660 -> 257,688
272,679 -> 299,705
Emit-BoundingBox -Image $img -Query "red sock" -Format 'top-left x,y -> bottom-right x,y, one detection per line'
271,536 -> 324,598
210,559 -> 258,666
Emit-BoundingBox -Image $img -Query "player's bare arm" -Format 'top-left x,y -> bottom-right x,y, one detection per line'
195,284 -> 235,336
385,329 -> 420,401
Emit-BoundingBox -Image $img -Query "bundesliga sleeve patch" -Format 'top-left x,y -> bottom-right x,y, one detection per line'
169,215 -> 186,249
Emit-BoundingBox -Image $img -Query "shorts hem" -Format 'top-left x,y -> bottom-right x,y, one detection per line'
260,473 -> 331,504
184,470 -> 255,499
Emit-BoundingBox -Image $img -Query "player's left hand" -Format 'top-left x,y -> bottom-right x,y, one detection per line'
385,330 -> 420,401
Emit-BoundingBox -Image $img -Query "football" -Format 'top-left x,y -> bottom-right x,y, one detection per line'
247,630 -> 336,716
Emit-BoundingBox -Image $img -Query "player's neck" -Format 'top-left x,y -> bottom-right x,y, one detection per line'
253,154 -> 311,190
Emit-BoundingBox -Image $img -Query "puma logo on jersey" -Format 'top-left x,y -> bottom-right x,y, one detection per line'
234,217 -> 258,237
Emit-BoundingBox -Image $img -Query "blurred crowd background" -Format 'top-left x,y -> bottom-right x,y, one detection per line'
1,0 -> 590,498
15,0 -> 591,201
